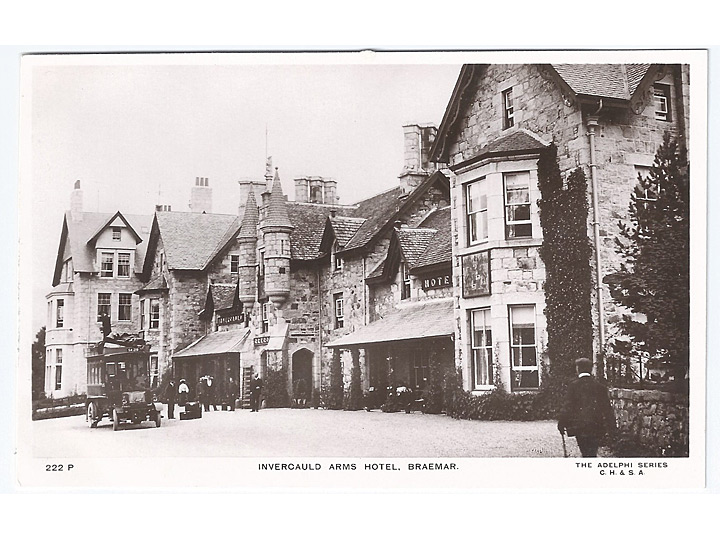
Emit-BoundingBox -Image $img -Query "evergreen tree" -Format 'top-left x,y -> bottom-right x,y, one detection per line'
605,133 -> 690,379
32,326 -> 46,400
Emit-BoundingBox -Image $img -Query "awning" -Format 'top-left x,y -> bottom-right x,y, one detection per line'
326,299 -> 454,348
173,328 -> 250,358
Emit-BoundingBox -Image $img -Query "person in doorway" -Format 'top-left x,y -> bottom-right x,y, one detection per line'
557,357 -> 617,457
177,378 -> 190,407
165,380 -> 176,419
205,375 -> 218,411
250,374 -> 263,412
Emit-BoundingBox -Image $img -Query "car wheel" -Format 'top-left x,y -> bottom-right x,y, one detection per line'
112,409 -> 120,431
87,402 -> 97,428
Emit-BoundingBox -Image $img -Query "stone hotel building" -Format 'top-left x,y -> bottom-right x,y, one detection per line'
45,63 -> 689,403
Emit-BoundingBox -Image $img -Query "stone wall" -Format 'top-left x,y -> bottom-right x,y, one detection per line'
610,388 -> 689,453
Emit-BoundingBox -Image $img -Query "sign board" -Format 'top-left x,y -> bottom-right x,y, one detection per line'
217,312 -> 245,326
421,272 -> 452,290
253,336 -> 270,346
462,250 -> 491,298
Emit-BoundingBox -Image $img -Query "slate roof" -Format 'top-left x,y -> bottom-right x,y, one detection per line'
287,203 -> 358,260
55,211 -> 152,283
366,256 -> 387,280
135,274 -> 168,293
413,207 -> 452,271
237,190 -> 259,240
329,216 -> 366,248
340,186 -> 404,252
551,63 -> 651,101
210,283 -> 237,311
395,228 -> 438,268
155,211 -> 240,270
173,328 -> 250,358
263,170 -> 293,229
326,298 -> 454,348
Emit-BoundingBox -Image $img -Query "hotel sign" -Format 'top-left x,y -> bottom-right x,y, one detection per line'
253,336 -> 270,346
462,251 -> 491,298
421,273 -> 452,290
217,312 -> 245,326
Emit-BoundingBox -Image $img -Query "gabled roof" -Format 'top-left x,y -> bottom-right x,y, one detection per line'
339,170 -> 450,254
550,63 -> 651,101
329,216 -> 366,248
154,211 -> 240,271
262,170 -> 293,230
430,63 -> 661,163
286,203 -> 358,260
366,256 -> 387,280
199,282 -> 240,319
52,211 -> 152,286
412,207 -> 452,272
395,228 -> 438,268
135,274 -> 168,294
86,210 -> 143,245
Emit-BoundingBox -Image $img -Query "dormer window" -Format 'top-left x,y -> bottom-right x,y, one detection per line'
332,242 -> 343,272
502,88 -> 514,129
112,227 -> 121,241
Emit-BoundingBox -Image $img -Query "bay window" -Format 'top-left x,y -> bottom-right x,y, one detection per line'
466,177 -> 488,245
471,308 -> 493,388
504,171 -> 532,238
509,305 -> 539,390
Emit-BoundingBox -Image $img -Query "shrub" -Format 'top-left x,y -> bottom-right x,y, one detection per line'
263,367 -> 289,408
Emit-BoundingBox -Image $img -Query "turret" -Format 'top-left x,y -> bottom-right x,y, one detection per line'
260,169 -> 293,311
237,190 -> 259,305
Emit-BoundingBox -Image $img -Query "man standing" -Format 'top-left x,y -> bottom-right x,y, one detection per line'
250,374 -> 263,412
558,357 -> 617,457
165,380 -> 176,419
206,375 -> 218,411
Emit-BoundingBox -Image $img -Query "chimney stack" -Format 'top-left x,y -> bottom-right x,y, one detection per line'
399,123 -> 438,195
238,179 -> 265,216
70,180 -> 83,221
189,176 -> 212,214
294,177 -> 309,203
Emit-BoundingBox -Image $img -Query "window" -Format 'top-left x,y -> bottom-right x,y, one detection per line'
334,293 -> 344,329
509,305 -> 539,390
471,309 -> 494,388
117,253 -> 131,278
62,259 -> 73,282
55,349 -> 63,391
45,363 -> 52,394
411,348 -> 429,390
100,252 -> 114,277
230,254 -> 239,274
401,262 -> 411,300
149,356 -> 159,389
634,165 -> 657,209
466,178 -> 488,245
149,298 -> 160,329
333,242 -> 343,272
112,227 -> 121,241
261,302 -> 269,333
97,293 -> 111,321
140,299 -> 146,329
503,172 -> 532,238
118,293 -> 132,321
502,88 -> 514,129
56,299 -> 64,328
259,252 -> 265,276
654,84 -> 671,121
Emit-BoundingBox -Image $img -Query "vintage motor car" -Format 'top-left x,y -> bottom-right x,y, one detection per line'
85,342 -> 161,431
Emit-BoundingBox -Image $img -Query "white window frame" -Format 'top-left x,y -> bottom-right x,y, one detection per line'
466,178 -> 488,246
149,355 -> 159,389
261,302 -> 269,333
400,262 -> 411,300
54,348 -> 63,391
334,293 -> 344,329
100,251 -> 114,278
97,293 -> 111,321
149,298 -> 160,329
230,254 -> 240,274
470,308 -> 494,389
99,250 -> 132,278
508,305 -> 539,390
140,299 -> 146,329
502,87 -> 514,129
112,227 -> 122,241
654,84 -> 671,122
503,171 -> 533,239
56,298 -> 64,328
118,293 -> 132,321
117,252 -> 131,278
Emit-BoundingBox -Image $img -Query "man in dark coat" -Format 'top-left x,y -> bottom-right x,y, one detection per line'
250,374 -> 263,412
558,357 -> 617,457
165,380 -> 176,419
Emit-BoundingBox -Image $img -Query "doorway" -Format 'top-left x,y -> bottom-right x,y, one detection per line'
291,348 -> 313,406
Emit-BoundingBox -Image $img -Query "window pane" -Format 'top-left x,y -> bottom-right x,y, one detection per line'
101,252 -> 114,277
118,293 -> 132,321
150,299 -> 160,329
97,293 -> 111,320
55,365 -> 62,390
117,253 -> 130,277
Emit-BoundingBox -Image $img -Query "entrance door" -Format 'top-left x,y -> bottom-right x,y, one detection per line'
291,349 -> 313,404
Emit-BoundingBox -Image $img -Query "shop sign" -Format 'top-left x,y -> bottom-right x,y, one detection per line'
217,312 -> 245,326
421,273 -> 452,290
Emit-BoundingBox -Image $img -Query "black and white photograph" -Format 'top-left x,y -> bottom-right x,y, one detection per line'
15,51 -> 707,490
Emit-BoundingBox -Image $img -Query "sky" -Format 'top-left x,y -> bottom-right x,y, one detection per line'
25,55 -> 462,332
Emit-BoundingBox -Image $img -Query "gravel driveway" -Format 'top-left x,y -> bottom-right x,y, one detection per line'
32,406 -> 610,458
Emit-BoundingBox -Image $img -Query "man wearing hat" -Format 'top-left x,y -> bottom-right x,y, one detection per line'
557,357 -> 617,457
